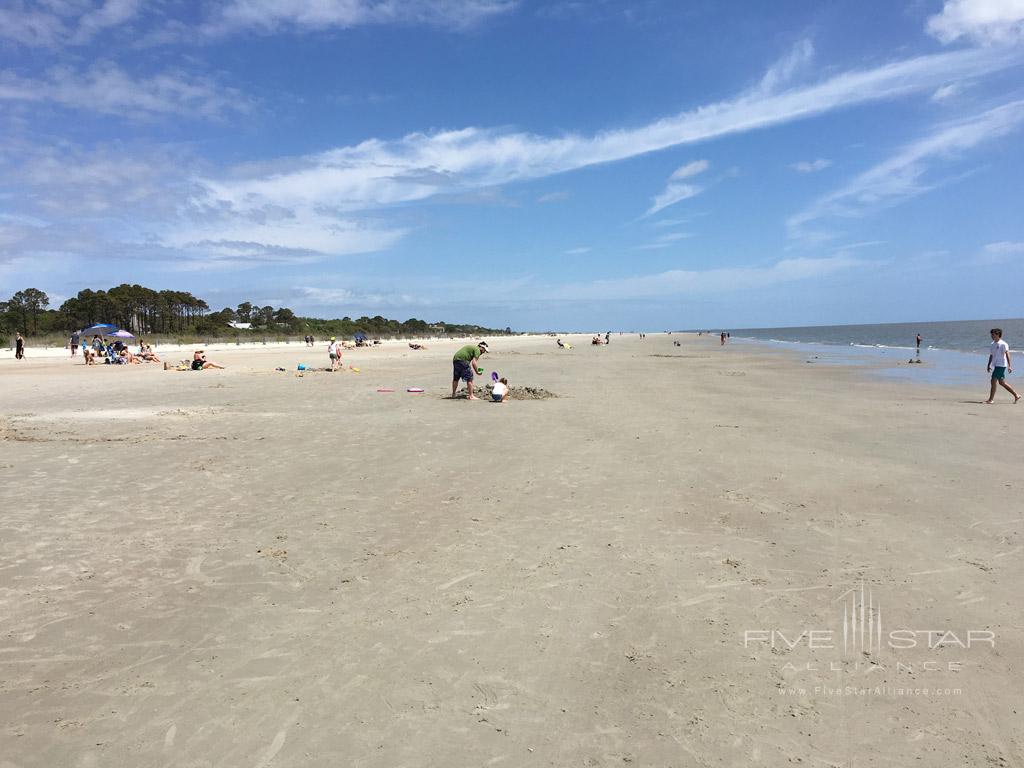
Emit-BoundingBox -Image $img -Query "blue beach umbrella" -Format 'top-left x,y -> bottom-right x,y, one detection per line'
80,323 -> 118,335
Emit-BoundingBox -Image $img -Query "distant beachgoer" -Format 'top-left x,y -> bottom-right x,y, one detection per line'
451,341 -> 488,399
15,333 -> 25,359
556,338 -> 564,348
491,377 -> 509,403
328,337 -> 343,371
720,332 -> 726,346
409,342 -> 427,350
986,328 -> 1019,404
605,332 -> 610,344
191,350 -> 224,370
916,333 -> 922,351
70,332 -> 79,357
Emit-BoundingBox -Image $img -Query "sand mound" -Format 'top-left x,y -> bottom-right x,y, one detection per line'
507,385 -> 558,400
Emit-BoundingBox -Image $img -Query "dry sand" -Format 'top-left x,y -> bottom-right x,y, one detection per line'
0,333 -> 1021,767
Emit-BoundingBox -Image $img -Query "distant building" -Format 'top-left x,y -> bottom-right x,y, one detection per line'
228,322 -> 252,330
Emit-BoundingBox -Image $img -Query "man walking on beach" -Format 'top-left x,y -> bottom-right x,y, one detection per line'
15,332 -> 25,360
451,341 -> 488,399
986,328 -> 1020,404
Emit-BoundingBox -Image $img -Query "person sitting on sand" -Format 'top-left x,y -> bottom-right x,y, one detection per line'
491,377 -> 510,403
139,344 -> 161,363
557,338 -> 564,348
191,350 -> 224,370
409,342 -> 427,350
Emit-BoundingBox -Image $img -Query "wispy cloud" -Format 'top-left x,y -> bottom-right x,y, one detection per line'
564,246 -> 591,255
6,43 -> 1024,270
0,0 -> 141,47
633,232 -> 693,250
792,158 -> 832,172
198,45 -> 1024,223
537,190 -> 570,203
754,39 -> 815,95
0,0 -> 514,47
931,83 -> 962,102
0,62 -> 248,119
204,0 -> 517,36
644,159 -> 712,216
927,0 -> 1024,45
788,100 -> 1024,241
973,240 -> 1024,264
542,256 -> 864,300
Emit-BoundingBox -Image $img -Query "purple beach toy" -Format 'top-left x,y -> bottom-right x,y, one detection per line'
491,371 -> 499,382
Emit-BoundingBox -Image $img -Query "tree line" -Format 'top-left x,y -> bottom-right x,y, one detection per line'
1,284 -> 510,340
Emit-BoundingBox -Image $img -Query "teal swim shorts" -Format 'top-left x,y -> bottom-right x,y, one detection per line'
992,366 -> 1007,380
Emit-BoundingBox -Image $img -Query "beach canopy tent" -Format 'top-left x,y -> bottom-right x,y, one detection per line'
354,332 -> 367,342
79,324 -> 118,336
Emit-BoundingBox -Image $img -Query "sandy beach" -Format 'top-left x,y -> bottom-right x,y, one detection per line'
1,333 -> 1021,767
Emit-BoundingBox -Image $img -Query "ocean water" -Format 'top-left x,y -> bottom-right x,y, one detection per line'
727,319 -> 1024,387
729,318 -> 1024,354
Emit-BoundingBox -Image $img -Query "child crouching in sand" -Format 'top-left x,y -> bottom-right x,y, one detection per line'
491,377 -> 509,403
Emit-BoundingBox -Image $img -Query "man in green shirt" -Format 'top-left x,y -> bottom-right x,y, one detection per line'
451,341 -> 488,399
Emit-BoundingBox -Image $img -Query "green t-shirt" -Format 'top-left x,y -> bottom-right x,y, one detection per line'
453,345 -> 480,362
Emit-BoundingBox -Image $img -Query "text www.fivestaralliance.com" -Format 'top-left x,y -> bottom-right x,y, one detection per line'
777,686 -> 962,697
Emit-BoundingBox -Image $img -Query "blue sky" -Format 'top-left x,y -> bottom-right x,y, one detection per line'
1,0 -> 1023,331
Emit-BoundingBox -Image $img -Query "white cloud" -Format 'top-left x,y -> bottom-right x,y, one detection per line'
931,83 -> 962,102
670,159 -> 710,180
927,0 -> 1024,45
973,240 -> 1024,264
0,62 -> 247,119
788,100 -> 1024,241
542,256 -> 863,301
75,0 -> 140,43
643,160 -> 710,215
792,158 -> 832,172
755,39 -> 815,95
646,183 -> 702,216
0,0 -> 141,47
564,246 -> 591,255
537,190 -> 570,203
5,44 -> 1024,270
633,232 -> 693,250
0,0 -> 512,47
205,0 -> 516,35
198,45 -> 1024,224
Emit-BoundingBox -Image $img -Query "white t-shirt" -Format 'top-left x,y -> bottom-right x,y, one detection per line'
492,382 -> 508,397
328,341 -> 342,357
991,339 -> 1009,367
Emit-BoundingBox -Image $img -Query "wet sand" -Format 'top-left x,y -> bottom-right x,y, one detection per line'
1,333 -> 1021,767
